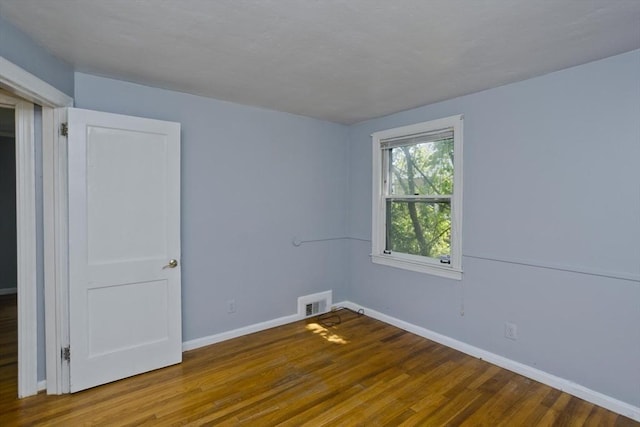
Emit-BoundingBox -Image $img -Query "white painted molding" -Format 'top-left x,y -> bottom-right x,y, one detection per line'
0,57 -> 73,107
42,107 -> 57,394
182,313 -> 303,352
37,380 -> 47,392
14,97 -> 38,398
55,107 -> 70,394
43,106 -> 70,394
337,301 -> 640,422
1,57 -> 73,397
0,287 -> 17,295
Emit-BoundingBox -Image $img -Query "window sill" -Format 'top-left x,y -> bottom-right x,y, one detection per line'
371,254 -> 462,280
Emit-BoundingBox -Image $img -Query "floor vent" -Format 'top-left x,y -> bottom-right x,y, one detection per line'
298,290 -> 332,318
305,301 -> 325,317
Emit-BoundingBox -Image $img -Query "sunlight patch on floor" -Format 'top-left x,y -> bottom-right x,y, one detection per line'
305,323 -> 348,344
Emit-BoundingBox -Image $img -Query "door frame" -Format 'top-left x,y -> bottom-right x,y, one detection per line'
0,56 -> 73,396
0,89 -> 35,397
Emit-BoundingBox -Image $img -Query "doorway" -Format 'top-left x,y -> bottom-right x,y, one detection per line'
1,57 -> 72,396
0,88 -> 36,397
0,107 -> 17,295
0,106 -> 17,393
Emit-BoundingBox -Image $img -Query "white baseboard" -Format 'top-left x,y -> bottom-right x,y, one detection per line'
182,312 -> 303,352
0,287 -> 17,295
37,380 -> 46,392
338,301 -> 640,422
178,300 -> 638,421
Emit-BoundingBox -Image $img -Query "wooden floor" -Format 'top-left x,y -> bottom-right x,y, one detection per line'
0,302 -> 637,426
0,294 -> 18,394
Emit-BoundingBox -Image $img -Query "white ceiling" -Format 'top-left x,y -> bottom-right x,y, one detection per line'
1,0 -> 639,124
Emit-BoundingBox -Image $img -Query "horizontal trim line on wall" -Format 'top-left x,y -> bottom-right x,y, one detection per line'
0,287 -> 17,295
346,237 -> 639,283
293,236 -> 371,246
339,301 -> 640,422
464,254 -> 639,283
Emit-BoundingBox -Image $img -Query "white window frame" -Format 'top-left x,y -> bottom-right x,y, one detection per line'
371,114 -> 463,280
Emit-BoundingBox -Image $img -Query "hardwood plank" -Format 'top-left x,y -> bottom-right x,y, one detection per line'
0,305 -> 637,426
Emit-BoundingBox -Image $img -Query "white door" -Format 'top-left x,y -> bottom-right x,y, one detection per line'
67,108 -> 181,392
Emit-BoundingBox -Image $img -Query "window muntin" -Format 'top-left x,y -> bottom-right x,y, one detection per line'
372,115 -> 463,279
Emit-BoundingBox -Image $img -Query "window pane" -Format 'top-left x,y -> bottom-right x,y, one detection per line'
389,138 -> 453,196
386,200 -> 451,258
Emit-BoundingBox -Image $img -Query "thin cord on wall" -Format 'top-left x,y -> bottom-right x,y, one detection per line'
292,236 -> 371,247
463,254 -> 639,283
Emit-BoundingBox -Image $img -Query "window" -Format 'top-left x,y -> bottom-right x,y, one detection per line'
371,115 -> 463,279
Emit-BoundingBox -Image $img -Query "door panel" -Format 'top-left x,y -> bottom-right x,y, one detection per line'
67,108 -> 181,392
87,280 -> 168,356
87,127 -> 167,264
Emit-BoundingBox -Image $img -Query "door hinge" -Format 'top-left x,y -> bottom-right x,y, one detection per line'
60,122 -> 68,137
62,346 -> 70,362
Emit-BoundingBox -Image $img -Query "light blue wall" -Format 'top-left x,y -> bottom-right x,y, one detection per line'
74,73 -> 350,342
0,14 -> 74,97
346,49 -> 640,407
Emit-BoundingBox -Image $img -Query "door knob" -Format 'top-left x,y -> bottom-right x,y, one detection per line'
163,259 -> 178,269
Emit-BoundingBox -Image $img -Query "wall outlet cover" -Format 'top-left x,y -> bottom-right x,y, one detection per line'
505,322 -> 518,340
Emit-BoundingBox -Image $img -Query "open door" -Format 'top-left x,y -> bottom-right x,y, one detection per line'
67,108 -> 181,392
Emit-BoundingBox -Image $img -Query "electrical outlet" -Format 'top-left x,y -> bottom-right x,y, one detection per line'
505,322 -> 518,340
227,299 -> 236,313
